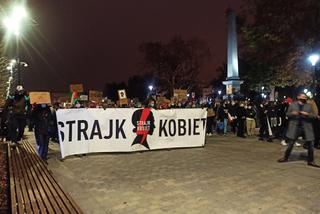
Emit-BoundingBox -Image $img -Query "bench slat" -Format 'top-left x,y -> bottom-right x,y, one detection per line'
23,141 -> 80,214
15,148 -> 37,213
9,140 -> 83,214
17,146 -> 48,214
10,147 -> 26,213
19,143 -> 59,213
24,141 -> 82,213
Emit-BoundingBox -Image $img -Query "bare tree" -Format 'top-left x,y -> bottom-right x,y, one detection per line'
140,36 -> 211,95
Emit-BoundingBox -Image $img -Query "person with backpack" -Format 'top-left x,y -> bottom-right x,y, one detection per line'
32,104 -> 53,161
4,85 -> 30,147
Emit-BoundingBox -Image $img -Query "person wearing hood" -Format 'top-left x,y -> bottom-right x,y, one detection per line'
4,85 -> 30,147
32,103 -> 53,161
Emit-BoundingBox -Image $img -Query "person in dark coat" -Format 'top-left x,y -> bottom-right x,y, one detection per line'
236,102 -> 247,138
32,104 -> 53,161
4,85 -> 30,146
258,101 -> 272,142
278,93 -> 319,167
228,101 -> 238,134
216,102 -> 228,134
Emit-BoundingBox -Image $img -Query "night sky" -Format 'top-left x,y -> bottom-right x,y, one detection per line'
20,0 -> 242,91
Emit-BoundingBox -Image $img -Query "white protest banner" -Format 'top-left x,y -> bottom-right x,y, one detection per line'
56,108 -> 207,158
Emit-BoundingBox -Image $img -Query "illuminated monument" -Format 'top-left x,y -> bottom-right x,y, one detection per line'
223,9 -> 243,95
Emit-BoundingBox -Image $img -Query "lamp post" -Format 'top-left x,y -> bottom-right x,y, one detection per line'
148,85 -> 154,97
308,54 -> 320,94
3,5 -> 28,85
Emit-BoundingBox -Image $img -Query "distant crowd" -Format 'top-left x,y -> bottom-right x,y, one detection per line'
1,86 -> 320,164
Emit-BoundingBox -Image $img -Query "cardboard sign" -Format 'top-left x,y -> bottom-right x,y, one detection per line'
29,92 -> 51,104
70,84 -> 84,93
80,95 -> 89,101
157,97 -> 171,104
89,90 -> 103,103
207,108 -> 215,117
119,98 -> 129,106
118,89 -> 127,100
173,89 -> 188,99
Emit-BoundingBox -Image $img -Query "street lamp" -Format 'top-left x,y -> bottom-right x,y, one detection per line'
218,90 -> 222,95
308,54 -> 320,93
3,4 -> 28,85
148,85 -> 153,91
308,54 -> 320,66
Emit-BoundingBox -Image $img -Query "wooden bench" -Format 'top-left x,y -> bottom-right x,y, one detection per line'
8,140 -> 83,214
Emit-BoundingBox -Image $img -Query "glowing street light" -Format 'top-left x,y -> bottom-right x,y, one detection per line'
3,4 -> 28,85
3,5 -> 28,36
308,53 -> 320,94
218,90 -> 222,95
148,85 -> 153,91
308,54 -> 320,66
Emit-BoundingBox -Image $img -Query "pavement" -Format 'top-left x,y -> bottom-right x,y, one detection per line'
29,133 -> 320,214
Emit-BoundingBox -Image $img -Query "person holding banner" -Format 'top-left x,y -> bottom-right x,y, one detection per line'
32,104 -> 53,161
278,93 -> 319,167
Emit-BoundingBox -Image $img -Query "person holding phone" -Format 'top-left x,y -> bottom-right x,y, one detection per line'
278,92 -> 319,167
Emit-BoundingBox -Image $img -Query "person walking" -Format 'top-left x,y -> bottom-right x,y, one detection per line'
258,101 -> 273,142
236,102 -> 246,138
246,104 -> 256,136
278,93 -> 319,167
32,104 -> 53,161
4,85 -> 30,147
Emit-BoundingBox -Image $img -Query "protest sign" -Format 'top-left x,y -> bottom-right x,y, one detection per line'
173,89 -> 188,100
56,108 -> 207,158
80,95 -> 89,101
70,84 -> 84,93
29,92 -> 51,104
89,90 -> 103,103
119,98 -> 129,106
118,89 -> 127,99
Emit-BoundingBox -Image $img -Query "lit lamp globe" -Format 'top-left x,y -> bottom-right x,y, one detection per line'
308,54 -> 320,66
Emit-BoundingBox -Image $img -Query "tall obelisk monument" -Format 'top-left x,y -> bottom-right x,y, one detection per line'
223,9 -> 243,95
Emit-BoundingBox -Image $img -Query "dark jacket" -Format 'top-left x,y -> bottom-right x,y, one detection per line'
5,93 -> 30,115
246,108 -> 256,119
32,105 -> 53,135
236,106 -> 246,120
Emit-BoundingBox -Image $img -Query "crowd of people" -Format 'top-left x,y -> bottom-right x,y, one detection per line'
0,86 -> 319,167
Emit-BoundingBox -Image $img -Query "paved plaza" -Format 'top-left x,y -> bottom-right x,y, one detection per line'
40,134 -> 320,214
